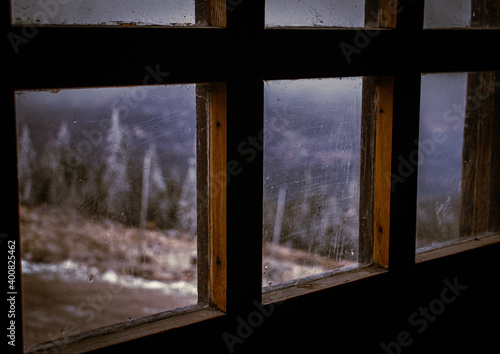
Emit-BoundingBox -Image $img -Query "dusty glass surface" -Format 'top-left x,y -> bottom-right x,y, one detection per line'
11,0 -> 195,26
263,78 -> 362,288
416,73 -> 467,251
16,85 -> 197,348
424,0 -> 471,28
424,0 -> 500,28
265,0 -> 365,28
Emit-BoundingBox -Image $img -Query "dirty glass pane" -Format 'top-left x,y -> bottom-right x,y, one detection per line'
417,72 -> 500,253
263,78 -> 362,288
265,0 -> 365,28
424,0 -> 471,28
11,0 -> 195,26
416,73 -> 467,251
16,85 -> 197,348
424,0 -> 500,28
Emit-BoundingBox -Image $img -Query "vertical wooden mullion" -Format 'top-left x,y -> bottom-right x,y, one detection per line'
389,72 -> 420,271
225,1 -> 265,314
225,77 -> 264,313
210,0 -> 227,27
460,73 -> 478,237
365,0 -> 398,28
373,77 -> 394,269
386,0 -> 424,271
360,76 -> 395,270
460,71 -> 500,237
471,73 -> 494,233
395,0 -> 424,30
490,73 -> 500,232
195,0 -> 209,26
359,77 -> 378,265
195,0 -> 226,27
209,83 -> 227,312
488,71 -> 500,232
196,84 -> 210,306
471,0 -> 500,28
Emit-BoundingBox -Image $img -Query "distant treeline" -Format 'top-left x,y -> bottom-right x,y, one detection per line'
263,170 -> 359,263
17,108 -> 196,236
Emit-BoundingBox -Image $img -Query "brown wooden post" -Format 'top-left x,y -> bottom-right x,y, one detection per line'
365,0 -> 398,28
471,0 -> 500,28
195,0 -> 226,27
359,77 -> 377,265
209,83 -> 227,311
460,2 -> 500,235
373,77 -> 394,268
359,76 -> 394,269
460,71 -> 500,236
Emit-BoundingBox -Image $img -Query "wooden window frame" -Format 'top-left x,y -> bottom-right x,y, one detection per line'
2,0 -> 500,352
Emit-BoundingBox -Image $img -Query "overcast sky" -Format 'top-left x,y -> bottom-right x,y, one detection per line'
15,85 -> 197,166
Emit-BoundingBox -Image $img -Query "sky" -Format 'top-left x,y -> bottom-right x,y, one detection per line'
15,85 -> 197,170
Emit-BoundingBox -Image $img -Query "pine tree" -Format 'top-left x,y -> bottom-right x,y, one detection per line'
177,156 -> 197,237
139,142 -> 167,229
17,124 -> 36,205
41,121 -> 78,206
102,108 -> 131,222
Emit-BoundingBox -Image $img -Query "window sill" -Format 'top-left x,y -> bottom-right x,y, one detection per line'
25,304 -> 225,354
262,264 -> 388,305
416,233 -> 500,264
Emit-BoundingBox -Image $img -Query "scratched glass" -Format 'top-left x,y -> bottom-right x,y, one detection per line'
16,85 -> 197,348
263,78 -> 362,289
265,0 -> 365,28
416,72 -> 500,253
11,0 -> 195,26
416,73 -> 467,252
424,0 -> 500,29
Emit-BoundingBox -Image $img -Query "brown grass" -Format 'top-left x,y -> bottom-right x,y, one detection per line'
20,205 -> 198,349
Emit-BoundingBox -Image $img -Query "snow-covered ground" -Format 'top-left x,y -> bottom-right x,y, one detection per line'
22,259 -> 197,297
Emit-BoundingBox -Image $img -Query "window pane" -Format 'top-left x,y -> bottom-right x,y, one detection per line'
424,0 -> 500,29
424,0 -> 471,28
16,85 -> 197,347
417,73 -> 467,251
263,78 -> 362,288
11,0 -> 195,26
417,72 -> 500,253
265,0 -> 365,28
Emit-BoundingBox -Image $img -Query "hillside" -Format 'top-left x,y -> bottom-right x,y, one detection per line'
20,205 -> 198,348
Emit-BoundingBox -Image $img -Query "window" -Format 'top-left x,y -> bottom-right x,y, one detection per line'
424,0 -> 500,28
16,85 -> 199,347
3,0 -> 500,352
261,76 -> 394,288
263,77 -> 363,288
417,71 -> 500,252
